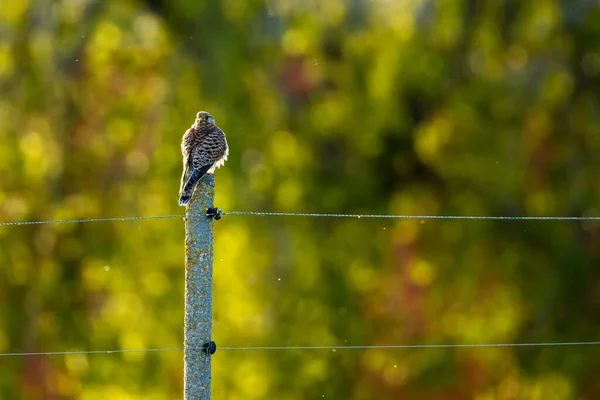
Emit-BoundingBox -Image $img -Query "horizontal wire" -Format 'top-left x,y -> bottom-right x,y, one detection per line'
0,348 -> 183,357
219,341 -> 600,350
2,341 -> 600,357
3,212 -> 600,227
0,215 -> 183,227
224,211 -> 600,220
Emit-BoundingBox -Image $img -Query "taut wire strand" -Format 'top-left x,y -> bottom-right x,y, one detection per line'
2,341 -> 600,357
0,215 -> 183,227
3,212 -> 600,227
224,211 -> 600,220
218,341 -> 600,350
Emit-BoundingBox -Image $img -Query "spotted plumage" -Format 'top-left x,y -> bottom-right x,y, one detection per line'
179,111 -> 229,206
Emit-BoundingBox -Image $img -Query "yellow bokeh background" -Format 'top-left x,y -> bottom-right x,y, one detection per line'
1,0 -> 600,398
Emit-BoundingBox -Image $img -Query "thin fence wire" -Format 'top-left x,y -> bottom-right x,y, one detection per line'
224,211 -> 600,220
0,348 -> 183,357
2,341 -> 600,357
3,212 -> 600,227
0,215 -> 183,227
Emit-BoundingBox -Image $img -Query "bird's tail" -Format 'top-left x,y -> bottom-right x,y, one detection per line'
178,164 -> 212,206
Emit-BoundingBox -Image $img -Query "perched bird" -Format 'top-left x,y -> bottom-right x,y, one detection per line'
179,111 -> 229,206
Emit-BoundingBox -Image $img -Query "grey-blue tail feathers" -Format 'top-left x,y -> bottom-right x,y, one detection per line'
178,164 -> 212,206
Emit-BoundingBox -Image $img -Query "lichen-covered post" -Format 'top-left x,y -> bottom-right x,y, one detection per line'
184,174 -> 215,400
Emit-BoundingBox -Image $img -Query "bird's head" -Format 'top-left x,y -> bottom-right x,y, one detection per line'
195,111 -> 215,126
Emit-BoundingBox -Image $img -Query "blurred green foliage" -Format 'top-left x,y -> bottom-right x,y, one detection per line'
2,0 -> 600,398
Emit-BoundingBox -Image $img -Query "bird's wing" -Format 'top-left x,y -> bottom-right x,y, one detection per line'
190,130 -> 224,167
179,160 -> 189,194
180,127 -> 196,193
181,127 -> 196,158
190,146 -> 213,170
206,128 -> 228,162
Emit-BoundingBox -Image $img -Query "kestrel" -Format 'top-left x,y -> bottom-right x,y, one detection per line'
179,111 -> 229,206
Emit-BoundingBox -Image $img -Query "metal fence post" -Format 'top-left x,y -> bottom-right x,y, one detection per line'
184,174 -> 215,399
